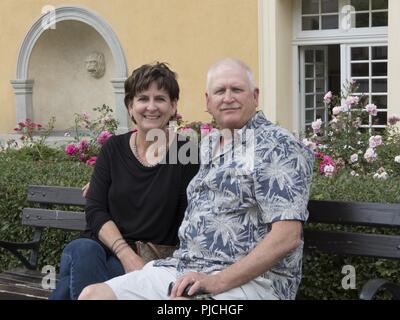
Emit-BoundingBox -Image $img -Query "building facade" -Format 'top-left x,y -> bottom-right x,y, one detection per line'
0,0 -> 398,136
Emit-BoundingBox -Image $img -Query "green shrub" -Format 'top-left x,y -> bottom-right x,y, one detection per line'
0,149 -> 91,272
0,146 -> 399,299
297,173 -> 400,300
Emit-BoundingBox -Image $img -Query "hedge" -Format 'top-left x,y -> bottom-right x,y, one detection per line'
0,147 -> 92,272
0,147 -> 399,299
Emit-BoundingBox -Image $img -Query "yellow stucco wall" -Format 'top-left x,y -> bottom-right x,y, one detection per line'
0,0 -> 259,133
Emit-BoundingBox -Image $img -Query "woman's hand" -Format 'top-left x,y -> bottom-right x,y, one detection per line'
116,246 -> 146,273
82,182 -> 90,198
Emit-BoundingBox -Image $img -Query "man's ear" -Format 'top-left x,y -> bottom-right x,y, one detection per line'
205,92 -> 210,111
253,88 -> 260,105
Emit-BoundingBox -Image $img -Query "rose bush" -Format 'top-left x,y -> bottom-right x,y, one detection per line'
63,105 -> 118,166
302,81 -> 400,180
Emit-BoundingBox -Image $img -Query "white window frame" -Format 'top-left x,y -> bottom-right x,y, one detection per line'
292,0 -> 388,133
343,42 -> 388,130
293,0 -> 388,44
299,46 -> 329,132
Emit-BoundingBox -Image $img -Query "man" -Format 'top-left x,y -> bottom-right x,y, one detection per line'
79,58 -> 314,300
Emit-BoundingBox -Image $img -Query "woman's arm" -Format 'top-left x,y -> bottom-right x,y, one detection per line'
85,138 -> 145,272
98,221 -> 145,273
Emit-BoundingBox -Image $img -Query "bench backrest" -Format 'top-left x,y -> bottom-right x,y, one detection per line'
304,200 -> 400,260
22,185 -> 400,259
22,185 -> 86,231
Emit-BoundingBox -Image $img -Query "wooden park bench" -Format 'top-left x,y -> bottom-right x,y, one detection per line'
0,185 -> 86,299
304,200 -> 400,300
0,185 -> 399,299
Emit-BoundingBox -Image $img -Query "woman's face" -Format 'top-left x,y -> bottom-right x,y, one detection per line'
128,82 -> 177,133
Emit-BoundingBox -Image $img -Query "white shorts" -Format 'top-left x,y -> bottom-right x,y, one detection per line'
105,261 -> 278,300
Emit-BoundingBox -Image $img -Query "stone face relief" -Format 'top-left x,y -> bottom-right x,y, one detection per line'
85,52 -> 106,78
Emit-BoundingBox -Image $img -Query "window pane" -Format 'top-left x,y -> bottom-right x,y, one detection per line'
305,65 -> 314,78
351,63 -> 369,77
316,94 -> 325,106
372,62 -> 387,76
355,13 -> 369,28
351,47 -> 369,61
315,50 -> 324,63
372,12 -> 388,27
305,109 -> 315,122
372,79 -> 387,93
372,95 -> 387,109
302,0 -> 319,14
306,80 -> 314,93
372,0 -> 388,10
302,16 -> 319,30
321,0 -> 338,13
354,79 -> 369,93
306,95 -> 315,108
305,50 -> 314,63
316,64 -> 325,77
373,112 -> 387,126
322,15 -> 339,29
316,109 -> 326,122
351,0 -> 369,11
372,46 -> 387,60
316,79 -> 325,92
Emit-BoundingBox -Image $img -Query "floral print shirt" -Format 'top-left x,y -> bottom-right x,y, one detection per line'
155,111 -> 314,299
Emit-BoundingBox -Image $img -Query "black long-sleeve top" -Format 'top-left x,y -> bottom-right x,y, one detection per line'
82,131 -> 199,252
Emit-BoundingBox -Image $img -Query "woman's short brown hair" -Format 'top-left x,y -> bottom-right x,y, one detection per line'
124,62 -> 180,109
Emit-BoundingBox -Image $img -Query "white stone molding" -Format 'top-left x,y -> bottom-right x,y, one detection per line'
111,78 -> 129,132
12,5 -> 128,131
10,79 -> 34,122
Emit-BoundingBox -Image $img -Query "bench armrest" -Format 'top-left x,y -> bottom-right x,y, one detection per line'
0,240 -> 40,270
360,278 -> 400,300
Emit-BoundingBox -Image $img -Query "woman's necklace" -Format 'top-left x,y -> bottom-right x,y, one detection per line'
131,132 -> 164,167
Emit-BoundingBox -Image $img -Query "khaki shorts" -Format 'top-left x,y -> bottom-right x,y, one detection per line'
105,261 -> 278,300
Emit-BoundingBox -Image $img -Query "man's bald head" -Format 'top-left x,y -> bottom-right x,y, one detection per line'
206,58 -> 257,93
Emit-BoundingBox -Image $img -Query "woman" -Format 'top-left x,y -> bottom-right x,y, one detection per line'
50,62 -> 199,299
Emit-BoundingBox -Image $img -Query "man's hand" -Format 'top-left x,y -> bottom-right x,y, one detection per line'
82,182 -> 90,198
117,246 -> 146,273
169,272 -> 223,299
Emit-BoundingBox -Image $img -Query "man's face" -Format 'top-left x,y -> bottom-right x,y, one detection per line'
206,65 -> 259,130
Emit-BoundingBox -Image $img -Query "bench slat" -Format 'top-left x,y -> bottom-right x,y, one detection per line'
304,229 -> 400,259
0,281 -> 50,300
22,208 -> 86,231
27,185 -> 85,206
307,200 -> 400,227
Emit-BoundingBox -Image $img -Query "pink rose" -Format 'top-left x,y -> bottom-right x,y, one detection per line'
332,106 -> 341,116
365,104 -> 378,116
65,143 -> 78,156
311,119 -> 323,133
364,148 -> 377,163
369,135 -> 382,148
324,91 -> 332,104
78,139 -> 89,151
388,115 -> 400,125
200,123 -> 212,135
86,156 -> 97,167
97,130 -> 113,145
345,96 -> 359,107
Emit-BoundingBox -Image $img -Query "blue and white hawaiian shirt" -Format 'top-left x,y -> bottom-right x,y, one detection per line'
155,111 -> 314,299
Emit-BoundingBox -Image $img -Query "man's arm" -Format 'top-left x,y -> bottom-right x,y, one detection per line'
170,220 -> 302,298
